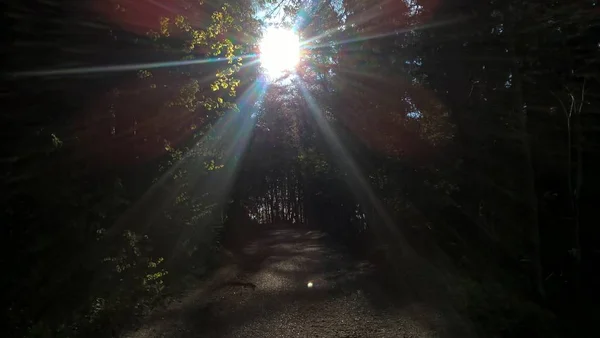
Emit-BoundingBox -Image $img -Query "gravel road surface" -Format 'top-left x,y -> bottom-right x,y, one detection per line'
126,226 -> 473,338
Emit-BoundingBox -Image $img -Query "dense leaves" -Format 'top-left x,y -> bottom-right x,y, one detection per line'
3,0 -> 260,336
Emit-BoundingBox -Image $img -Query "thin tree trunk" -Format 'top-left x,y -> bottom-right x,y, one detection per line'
509,13 -> 545,297
571,83 -> 585,295
280,179 -> 284,221
285,175 -> 290,221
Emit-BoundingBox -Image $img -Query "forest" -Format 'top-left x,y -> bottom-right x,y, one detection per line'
2,0 -> 599,337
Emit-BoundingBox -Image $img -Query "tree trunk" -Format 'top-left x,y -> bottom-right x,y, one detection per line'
569,83 -> 585,296
508,12 -> 545,297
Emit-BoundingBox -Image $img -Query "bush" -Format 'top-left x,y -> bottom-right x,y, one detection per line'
453,277 -> 556,337
25,231 -> 167,338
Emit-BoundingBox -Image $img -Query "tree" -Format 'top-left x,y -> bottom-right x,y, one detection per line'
3,0 -> 260,336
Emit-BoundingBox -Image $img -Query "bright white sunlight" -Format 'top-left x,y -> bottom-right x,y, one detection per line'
259,27 -> 300,77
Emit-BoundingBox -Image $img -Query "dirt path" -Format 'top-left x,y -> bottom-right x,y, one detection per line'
126,226 -> 474,337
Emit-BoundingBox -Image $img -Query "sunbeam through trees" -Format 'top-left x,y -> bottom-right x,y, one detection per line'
3,0 -> 600,337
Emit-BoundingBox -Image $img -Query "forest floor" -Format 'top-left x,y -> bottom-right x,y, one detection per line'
124,224 -> 474,337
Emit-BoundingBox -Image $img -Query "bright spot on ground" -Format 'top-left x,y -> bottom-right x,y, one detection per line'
307,281 -> 314,288
259,27 -> 300,77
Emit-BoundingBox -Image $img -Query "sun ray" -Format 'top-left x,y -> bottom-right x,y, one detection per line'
11,54 -> 258,78
304,17 -> 466,51
296,80 -> 417,261
104,77 -> 266,242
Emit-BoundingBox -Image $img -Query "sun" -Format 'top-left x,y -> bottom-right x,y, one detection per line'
259,27 -> 300,77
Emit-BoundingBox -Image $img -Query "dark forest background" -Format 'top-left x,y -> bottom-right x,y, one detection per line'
2,0 -> 599,337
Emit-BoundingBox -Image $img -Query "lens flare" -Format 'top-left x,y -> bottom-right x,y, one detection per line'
259,27 -> 300,77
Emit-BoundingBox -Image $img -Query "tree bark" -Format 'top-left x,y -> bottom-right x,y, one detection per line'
508,7 -> 545,297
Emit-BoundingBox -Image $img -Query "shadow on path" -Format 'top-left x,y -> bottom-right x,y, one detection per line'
126,224 -> 474,338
